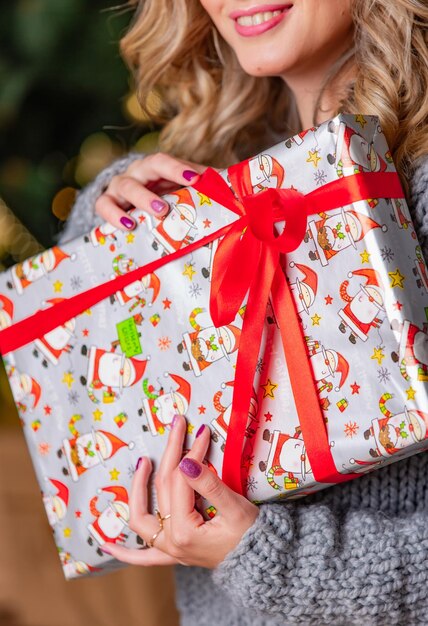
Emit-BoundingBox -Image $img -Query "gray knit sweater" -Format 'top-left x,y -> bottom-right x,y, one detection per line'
59,154 -> 428,626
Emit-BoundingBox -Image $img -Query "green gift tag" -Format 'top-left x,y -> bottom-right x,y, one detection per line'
116,317 -> 143,357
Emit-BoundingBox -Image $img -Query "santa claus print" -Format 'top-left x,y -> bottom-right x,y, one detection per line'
288,262 -> 318,315
305,338 -> 349,393
327,120 -> 389,177
59,548 -> 100,578
338,268 -> 385,343
305,209 -> 387,267
32,299 -> 76,367
259,428 -> 312,491
389,198 -> 412,230
391,319 -> 428,382
80,343 -> 149,403
42,478 -> 69,527
284,127 -> 316,149
87,486 -> 130,556
0,294 -> 14,329
364,393 -> 428,458
84,221 -> 118,247
8,247 -> 76,295
211,381 -> 259,450
240,153 -> 285,195
140,372 -> 191,435
57,428 -> 134,481
413,245 -> 428,292
112,254 -> 161,310
6,363 -> 41,412
178,308 -> 241,377
152,188 -> 198,254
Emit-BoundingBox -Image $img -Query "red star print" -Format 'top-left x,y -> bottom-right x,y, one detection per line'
264,412 -> 273,422
325,295 -> 333,305
203,218 -> 212,229
138,214 -> 146,223
162,298 -> 172,309
74,510 -> 82,519
393,301 -> 403,311
82,328 -> 89,337
198,405 -> 206,414
44,405 -> 52,416
109,244 -> 116,252
351,382 -> 360,395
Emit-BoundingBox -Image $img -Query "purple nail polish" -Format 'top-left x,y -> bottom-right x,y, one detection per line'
183,170 -> 198,181
136,457 -> 143,471
179,458 -> 202,479
196,424 -> 205,438
100,545 -> 112,554
120,216 -> 135,229
151,200 -> 167,213
171,414 -> 181,428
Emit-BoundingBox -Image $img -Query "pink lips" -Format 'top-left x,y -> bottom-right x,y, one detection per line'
230,3 -> 293,37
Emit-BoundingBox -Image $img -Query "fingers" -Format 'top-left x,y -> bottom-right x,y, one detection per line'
101,542 -> 177,567
95,153 -> 206,231
128,456 -> 164,546
169,423 -> 211,527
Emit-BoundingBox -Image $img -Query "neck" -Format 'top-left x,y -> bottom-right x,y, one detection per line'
283,49 -> 356,131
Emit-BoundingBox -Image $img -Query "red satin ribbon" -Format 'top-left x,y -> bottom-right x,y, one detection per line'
0,166 -> 405,496
193,166 -> 405,494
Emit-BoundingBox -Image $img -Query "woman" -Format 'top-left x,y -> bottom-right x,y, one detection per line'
60,1 -> 428,624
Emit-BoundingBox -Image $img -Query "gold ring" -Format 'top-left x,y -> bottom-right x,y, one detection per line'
147,510 -> 171,548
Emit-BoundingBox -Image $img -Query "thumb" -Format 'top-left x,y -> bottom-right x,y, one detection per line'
178,457 -> 253,521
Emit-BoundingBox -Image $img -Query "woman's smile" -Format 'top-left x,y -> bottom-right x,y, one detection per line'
229,3 -> 293,37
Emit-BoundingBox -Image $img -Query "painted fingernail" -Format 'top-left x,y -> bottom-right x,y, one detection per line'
151,200 -> 167,213
120,216 -> 135,229
196,424 -> 205,438
171,414 -> 181,428
100,544 -> 112,554
179,458 -> 202,479
136,457 -> 143,471
183,170 -> 198,181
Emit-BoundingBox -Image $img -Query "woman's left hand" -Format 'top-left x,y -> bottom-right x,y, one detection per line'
101,415 -> 259,569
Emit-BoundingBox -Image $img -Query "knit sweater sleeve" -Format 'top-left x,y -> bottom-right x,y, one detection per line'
56,152 -> 145,244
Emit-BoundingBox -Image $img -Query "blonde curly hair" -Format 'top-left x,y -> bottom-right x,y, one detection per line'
120,0 -> 428,188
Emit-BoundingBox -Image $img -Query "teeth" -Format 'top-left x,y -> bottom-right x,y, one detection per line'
236,9 -> 283,26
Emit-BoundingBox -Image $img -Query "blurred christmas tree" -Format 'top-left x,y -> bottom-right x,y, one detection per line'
0,0 -> 158,255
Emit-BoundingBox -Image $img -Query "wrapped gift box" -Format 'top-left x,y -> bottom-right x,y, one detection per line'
1,113 -> 427,578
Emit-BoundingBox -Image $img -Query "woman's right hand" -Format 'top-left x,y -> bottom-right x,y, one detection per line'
95,153 -> 208,231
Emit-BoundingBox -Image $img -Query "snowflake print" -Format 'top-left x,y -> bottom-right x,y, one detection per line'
70,275 -> 83,291
38,442 -> 51,456
189,283 -> 202,299
256,357 -> 264,373
344,421 -> 359,438
246,476 -> 258,493
128,465 -> 136,479
158,336 -> 172,351
377,367 -> 391,384
380,246 -> 394,263
314,169 -> 327,186
67,390 -> 80,406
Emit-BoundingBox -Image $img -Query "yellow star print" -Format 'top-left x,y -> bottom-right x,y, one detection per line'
187,422 -> 195,435
311,313 -> 322,326
360,250 -> 370,264
183,263 -> 196,280
389,268 -> 405,289
92,409 -> 103,422
261,379 -> 278,399
197,192 -> 212,206
306,149 -> 321,168
371,347 -> 385,365
53,280 -> 63,293
63,528 -> 72,538
126,233 -> 135,244
109,468 -> 120,481
62,372 -> 74,389
406,386 -> 416,400
355,114 -> 367,128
